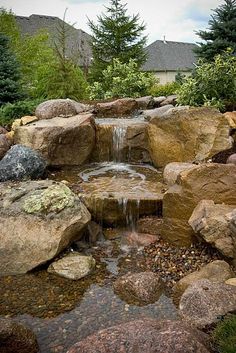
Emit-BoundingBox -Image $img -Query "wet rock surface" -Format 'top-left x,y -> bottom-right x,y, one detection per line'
48,253 -> 96,280
179,279 -> 236,328
0,144 -> 46,181
0,180 -> 90,275
0,318 -> 39,353
113,271 -> 164,305
67,319 -> 211,353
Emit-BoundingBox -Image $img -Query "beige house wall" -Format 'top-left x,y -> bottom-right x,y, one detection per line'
153,71 -> 192,84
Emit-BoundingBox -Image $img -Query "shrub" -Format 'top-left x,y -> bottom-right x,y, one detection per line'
0,99 -> 42,127
149,81 -> 180,97
89,58 -> 156,99
212,315 -> 236,353
177,50 -> 236,111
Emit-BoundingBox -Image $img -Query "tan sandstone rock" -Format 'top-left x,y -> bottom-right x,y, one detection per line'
14,113 -> 95,166
225,277 -> 236,286
189,200 -> 236,258
224,111 -> 236,129
148,106 -> 232,167
0,180 -> 91,275
163,162 -> 199,186
161,163 -> 236,246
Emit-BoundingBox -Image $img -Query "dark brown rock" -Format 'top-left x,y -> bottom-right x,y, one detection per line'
0,134 -> 11,159
113,271 -> 163,305
0,126 -> 7,134
0,318 -> 39,353
67,319 -> 211,353
179,279 -> 236,328
122,231 -> 158,248
96,98 -> 138,117
160,94 -> 177,106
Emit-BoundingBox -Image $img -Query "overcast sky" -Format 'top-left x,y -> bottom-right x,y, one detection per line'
0,0 -> 224,44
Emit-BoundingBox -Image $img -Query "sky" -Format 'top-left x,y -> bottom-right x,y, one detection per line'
0,0 -> 224,44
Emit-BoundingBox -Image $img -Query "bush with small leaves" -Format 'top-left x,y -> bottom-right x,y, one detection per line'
212,315 -> 236,353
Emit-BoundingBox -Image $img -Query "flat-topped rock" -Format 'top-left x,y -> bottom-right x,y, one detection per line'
14,114 -> 95,166
35,99 -> 92,119
78,177 -> 164,224
95,98 -> 138,117
91,118 -> 151,163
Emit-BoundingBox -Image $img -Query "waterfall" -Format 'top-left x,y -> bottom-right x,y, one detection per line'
113,124 -> 127,163
118,198 -> 140,231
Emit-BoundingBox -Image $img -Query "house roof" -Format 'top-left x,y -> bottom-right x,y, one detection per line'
142,40 -> 198,72
15,14 -> 92,67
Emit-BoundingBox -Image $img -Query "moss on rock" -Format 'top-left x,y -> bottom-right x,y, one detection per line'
23,183 -> 75,214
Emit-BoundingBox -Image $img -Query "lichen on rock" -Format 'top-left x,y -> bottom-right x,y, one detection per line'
23,183 -> 75,214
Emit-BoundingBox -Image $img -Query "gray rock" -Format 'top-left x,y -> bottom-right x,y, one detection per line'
67,319 -> 211,353
0,180 -> 91,275
142,105 -> 173,121
160,94 -> 178,106
113,271 -> 164,305
48,252 -> 96,280
227,153 -> 236,165
179,279 -> 236,328
0,145 -> 46,181
153,96 -> 167,106
0,318 -> 39,353
135,96 -> 154,109
35,99 -> 92,120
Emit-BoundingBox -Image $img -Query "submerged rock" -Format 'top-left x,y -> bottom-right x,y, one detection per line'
179,279 -> 236,328
67,319 -> 211,353
0,180 -> 91,275
0,318 -> 39,353
113,271 -> 164,305
14,114 -> 95,166
0,144 -> 46,181
148,106 -> 232,167
48,252 -> 96,280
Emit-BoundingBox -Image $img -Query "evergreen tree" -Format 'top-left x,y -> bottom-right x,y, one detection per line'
88,0 -> 147,81
0,33 -> 23,106
195,0 -> 236,61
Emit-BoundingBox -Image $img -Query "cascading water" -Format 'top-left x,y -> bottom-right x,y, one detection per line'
113,124 -> 127,162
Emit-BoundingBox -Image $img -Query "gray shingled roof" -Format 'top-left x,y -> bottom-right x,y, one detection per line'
142,40 -> 198,72
15,14 -> 92,67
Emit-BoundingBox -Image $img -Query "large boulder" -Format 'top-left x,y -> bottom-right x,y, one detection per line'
0,145 -> 46,181
0,180 -> 90,275
189,200 -> 236,258
95,98 -> 138,117
161,163 -> 236,246
148,106 -> 232,167
179,279 -> 236,329
173,260 -> 234,304
14,114 -> 95,166
0,318 -> 39,353
113,271 -> 164,305
47,252 -> 96,280
67,319 -> 211,353
35,99 -> 92,120
0,134 -> 11,159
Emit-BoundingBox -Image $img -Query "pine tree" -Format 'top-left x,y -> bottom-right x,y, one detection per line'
0,33 -> 23,106
88,0 -> 147,81
195,0 -> 236,61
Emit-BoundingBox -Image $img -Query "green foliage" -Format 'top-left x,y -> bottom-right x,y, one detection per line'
88,0 -> 147,81
89,58 -> 156,99
212,315 -> 236,353
0,8 -> 20,47
0,33 -> 23,106
149,81 -> 180,97
0,99 -> 42,126
195,0 -> 236,61
177,50 -> 236,111
35,9 -> 88,100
